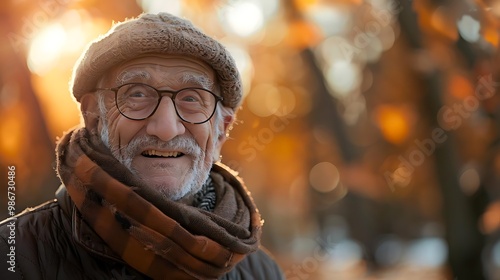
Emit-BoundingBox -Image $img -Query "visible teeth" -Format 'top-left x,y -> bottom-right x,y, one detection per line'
142,150 -> 182,157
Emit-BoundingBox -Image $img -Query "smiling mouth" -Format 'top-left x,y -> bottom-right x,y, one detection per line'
141,150 -> 184,158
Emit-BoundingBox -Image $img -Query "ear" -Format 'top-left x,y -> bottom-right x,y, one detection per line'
222,114 -> 234,137
213,113 -> 234,162
80,93 -> 100,134
218,113 -> 235,141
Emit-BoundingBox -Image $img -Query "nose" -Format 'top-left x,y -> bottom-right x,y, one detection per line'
145,97 -> 185,141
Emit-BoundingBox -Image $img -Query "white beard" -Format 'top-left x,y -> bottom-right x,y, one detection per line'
99,124 -> 217,201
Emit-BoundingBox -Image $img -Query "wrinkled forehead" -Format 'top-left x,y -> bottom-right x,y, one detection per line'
103,55 -> 218,91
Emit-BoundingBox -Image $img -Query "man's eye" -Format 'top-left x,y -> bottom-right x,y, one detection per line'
180,95 -> 201,102
123,85 -> 151,98
128,91 -> 147,98
178,89 -> 203,103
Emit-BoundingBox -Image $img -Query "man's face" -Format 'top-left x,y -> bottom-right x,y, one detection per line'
82,55 -> 227,200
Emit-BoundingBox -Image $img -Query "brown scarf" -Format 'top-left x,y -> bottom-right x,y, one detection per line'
55,127 -> 262,279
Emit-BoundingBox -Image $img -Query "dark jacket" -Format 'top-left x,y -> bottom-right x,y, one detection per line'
0,186 -> 284,280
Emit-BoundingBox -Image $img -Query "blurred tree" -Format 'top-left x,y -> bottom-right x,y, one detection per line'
0,3 -> 60,219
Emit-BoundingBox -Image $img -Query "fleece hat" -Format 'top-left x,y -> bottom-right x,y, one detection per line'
71,13 -> 242,109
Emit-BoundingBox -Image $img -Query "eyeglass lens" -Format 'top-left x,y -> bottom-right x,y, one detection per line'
115,83 -> 217,123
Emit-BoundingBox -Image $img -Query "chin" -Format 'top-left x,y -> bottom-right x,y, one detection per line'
130,159 -> 212,201
144,176 -> 198,201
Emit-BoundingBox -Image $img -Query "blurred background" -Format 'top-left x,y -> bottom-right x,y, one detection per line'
2,0 -> 500,279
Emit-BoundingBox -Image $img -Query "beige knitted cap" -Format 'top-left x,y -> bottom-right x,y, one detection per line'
71,13 -> 242,109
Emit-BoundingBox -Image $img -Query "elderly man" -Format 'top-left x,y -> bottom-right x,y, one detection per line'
0,13 -> 284,279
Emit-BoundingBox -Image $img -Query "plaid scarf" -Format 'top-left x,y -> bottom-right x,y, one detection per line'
55,128 -> 262,279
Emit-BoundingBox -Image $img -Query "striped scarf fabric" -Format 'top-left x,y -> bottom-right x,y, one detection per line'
55,128 -> 262,279
193,177 -> 217,212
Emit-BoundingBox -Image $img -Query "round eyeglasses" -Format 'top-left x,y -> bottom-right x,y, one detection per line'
95,83 -> 223,124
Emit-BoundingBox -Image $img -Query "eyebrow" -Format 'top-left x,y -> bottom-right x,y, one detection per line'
180,74 -> 215,91
114,70 -> 216,91
115,70 -> 151,85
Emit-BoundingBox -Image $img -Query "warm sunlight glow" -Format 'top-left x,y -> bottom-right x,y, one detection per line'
223,1 -> 264,37
27,10 -> 112,138
247,83 -> 281,117
309,162 -> 340,193
447,74 -> 473,99
27,24 -> 67,75
305,4 -> 351,36
138,0 -> 182,14
326,60 -> 362,96
293,0 -> 319,11
0,118 -> 22,158
224,43 -> 254,98
375,105 -> 412,145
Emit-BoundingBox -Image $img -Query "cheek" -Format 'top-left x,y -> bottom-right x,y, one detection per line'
189,124 -> 216,152
106,107 -> 144,146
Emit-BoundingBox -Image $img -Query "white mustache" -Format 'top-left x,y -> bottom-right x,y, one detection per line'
110,135 -> 202,168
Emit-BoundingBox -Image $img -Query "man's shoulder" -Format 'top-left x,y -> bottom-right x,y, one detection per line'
0,199 -> 71,249
225,247 -> 284,280
0,198 -> 75,256
0,199 -> 73,280
0,199 -> 61,231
